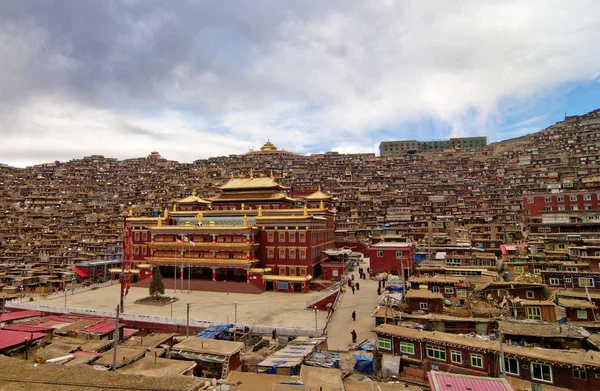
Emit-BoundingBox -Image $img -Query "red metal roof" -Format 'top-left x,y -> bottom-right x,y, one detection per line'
0,330 -> 47,350
0,310 -> 43,323
84,321 -> 123,335
1,325 -> 54,333
72,266 -> 89,278
428,371 -> 516,391
123,328 -> 139,339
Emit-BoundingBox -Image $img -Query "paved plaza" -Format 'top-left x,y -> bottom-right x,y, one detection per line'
32,283 -> 329,329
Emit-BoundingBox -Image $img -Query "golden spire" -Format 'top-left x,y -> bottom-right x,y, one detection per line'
258,206 -> 263,217
249,168 -> 253,179
164,208 -> 169,219
270,170 -> 274,179
303,204 -> 308,216
196,212 -> 203,222
243,214 -> 248,227
318,185 -> 321,192
157,218 -> 162,227
173,203 -> 177,212
129,208 -> 133,216
320,200 -> 324,209
241,203 -> 245,211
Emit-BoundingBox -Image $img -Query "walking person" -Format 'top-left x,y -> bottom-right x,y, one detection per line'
351,329 -> 357,343
356,282 -> 360,291
351,284 -> 355,294
352,310 -> 356,321
272,329 -> 277,341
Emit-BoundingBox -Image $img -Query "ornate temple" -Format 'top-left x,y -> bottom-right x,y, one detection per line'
246,139 -> 302,158
122,172 -> 336,293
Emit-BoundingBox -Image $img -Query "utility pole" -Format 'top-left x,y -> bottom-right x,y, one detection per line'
313,307 -> 319,330
498,328 -> 505,377
234,301 -> 238,324
112,305 -> 120,371
186,303 -> 190,338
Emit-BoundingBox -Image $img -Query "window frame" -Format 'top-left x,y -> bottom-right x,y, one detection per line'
377,250 -> 384,257
504,357 -> 519,376
426,345 -> 446,361
450,350 -> 462,364
377,337 -> 392,351
527,306 -> 542,320
577,310 -> 588,319
531,362 -> 553,383
471,354 -> 483,368
573,367 -> 587,380
549,278 -> 560,285
419,302 -> 428,310
400,342 -> 415,355
579,277 -> 595,287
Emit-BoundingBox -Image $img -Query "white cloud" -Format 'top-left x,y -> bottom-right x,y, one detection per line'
1,0 -> 600,166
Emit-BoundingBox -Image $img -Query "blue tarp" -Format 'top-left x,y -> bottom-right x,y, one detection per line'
353,354 -> 373,375
196,324 -> 234,339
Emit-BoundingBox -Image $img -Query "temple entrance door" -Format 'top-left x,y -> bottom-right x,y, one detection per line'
266,281 -> 274,291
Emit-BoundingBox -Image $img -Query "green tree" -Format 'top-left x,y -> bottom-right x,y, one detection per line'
149,268 -> 165,298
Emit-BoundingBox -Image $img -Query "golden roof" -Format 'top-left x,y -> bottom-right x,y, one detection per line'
260,139 -> 278,151
303,187 -> 332,200
175,195 -> 211,204
146,257 -> 258,267
218,176 -> 287,190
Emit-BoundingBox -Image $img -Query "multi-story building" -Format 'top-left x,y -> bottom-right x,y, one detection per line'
379,136 -> 487,156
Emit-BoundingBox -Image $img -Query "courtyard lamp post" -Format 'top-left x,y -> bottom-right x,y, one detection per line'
234,301 -> 238,324
313,307 -> 319,330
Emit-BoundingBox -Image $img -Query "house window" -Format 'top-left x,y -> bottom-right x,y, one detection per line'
544,197 -> 552,203
571,195 -> 578,201
531,362 -> 553,383
566,278 -> 572,283
557,196 -> 564,202
514,266 -> 524,274
432,286 -> 440,293
267,232 -> 274,243
400,342 -> 415,354
378,337 -> 391,350
426,345 -> 446,361
444,287 -> 455,294
419,302 -> 428,310
585,204 -> 593,210
299,249 -> 306,259
545,206 -> 552,211
549,278 -> 560,285
526,290 -> 534,299
279,248 -> 286,259
289,249 -> 296,259
579,277 -> 595,287
527,307 -> 542,320
504,357 -> 519,375
558,243 -> 566,249
572,205 -> 579,211
278,266 -> 286,275
573,368 -> 587,380
299,232 -> 306,243
595,251 -> 600,256
289,232 -> 296,242
457,289 -> 467,297
534,269 -> 541,275
471,354 -> 483,368
267,248 -> 274,259
584,194 -> 592,201
527,197 -> 534,204
377,250 -> 384,257
566,267 -> 578,272
396,250 -> 403,259
558,206 -> 566,211
299,268 -> 307,276
451,350 -> 462,364
279,232 -> 286,242
577,310 -> 588,319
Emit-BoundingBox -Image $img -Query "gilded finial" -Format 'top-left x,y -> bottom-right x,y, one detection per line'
196,212 -> 203,223
243,214 -> 248,227
129,208 -> 133,216
192,190 -> 197,196
173,203 -> 177,212
164,208 -> 169,219
241,203 -> 245,211
250,168 -> 253,179
258,206 -> 263,217
318,185 -> 321,192
157,218 -> 162,227
185,220 -> 191,226
320,200 -> 324,209
270,170 -> 274,179
303,204 -> 308,216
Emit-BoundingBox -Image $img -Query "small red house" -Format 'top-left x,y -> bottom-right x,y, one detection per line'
368,241 -> 415,278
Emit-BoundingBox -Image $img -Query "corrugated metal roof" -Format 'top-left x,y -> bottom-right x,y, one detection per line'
0,330 -> 47,350
428,371 -> 516,391
0,310 -> 42,323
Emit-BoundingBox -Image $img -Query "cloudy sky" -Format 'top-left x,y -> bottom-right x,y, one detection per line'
1,0 -> 600,167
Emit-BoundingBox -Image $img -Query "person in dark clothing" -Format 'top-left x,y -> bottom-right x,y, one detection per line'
377,287 -> 381,295
356,282 -> 360,290
272,329 -> 277,340
351,330 -> 357,343
351,284 -> 355,294
352,310 -> 356,321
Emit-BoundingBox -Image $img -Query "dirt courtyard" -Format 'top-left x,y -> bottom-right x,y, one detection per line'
30,283 -> 329,329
